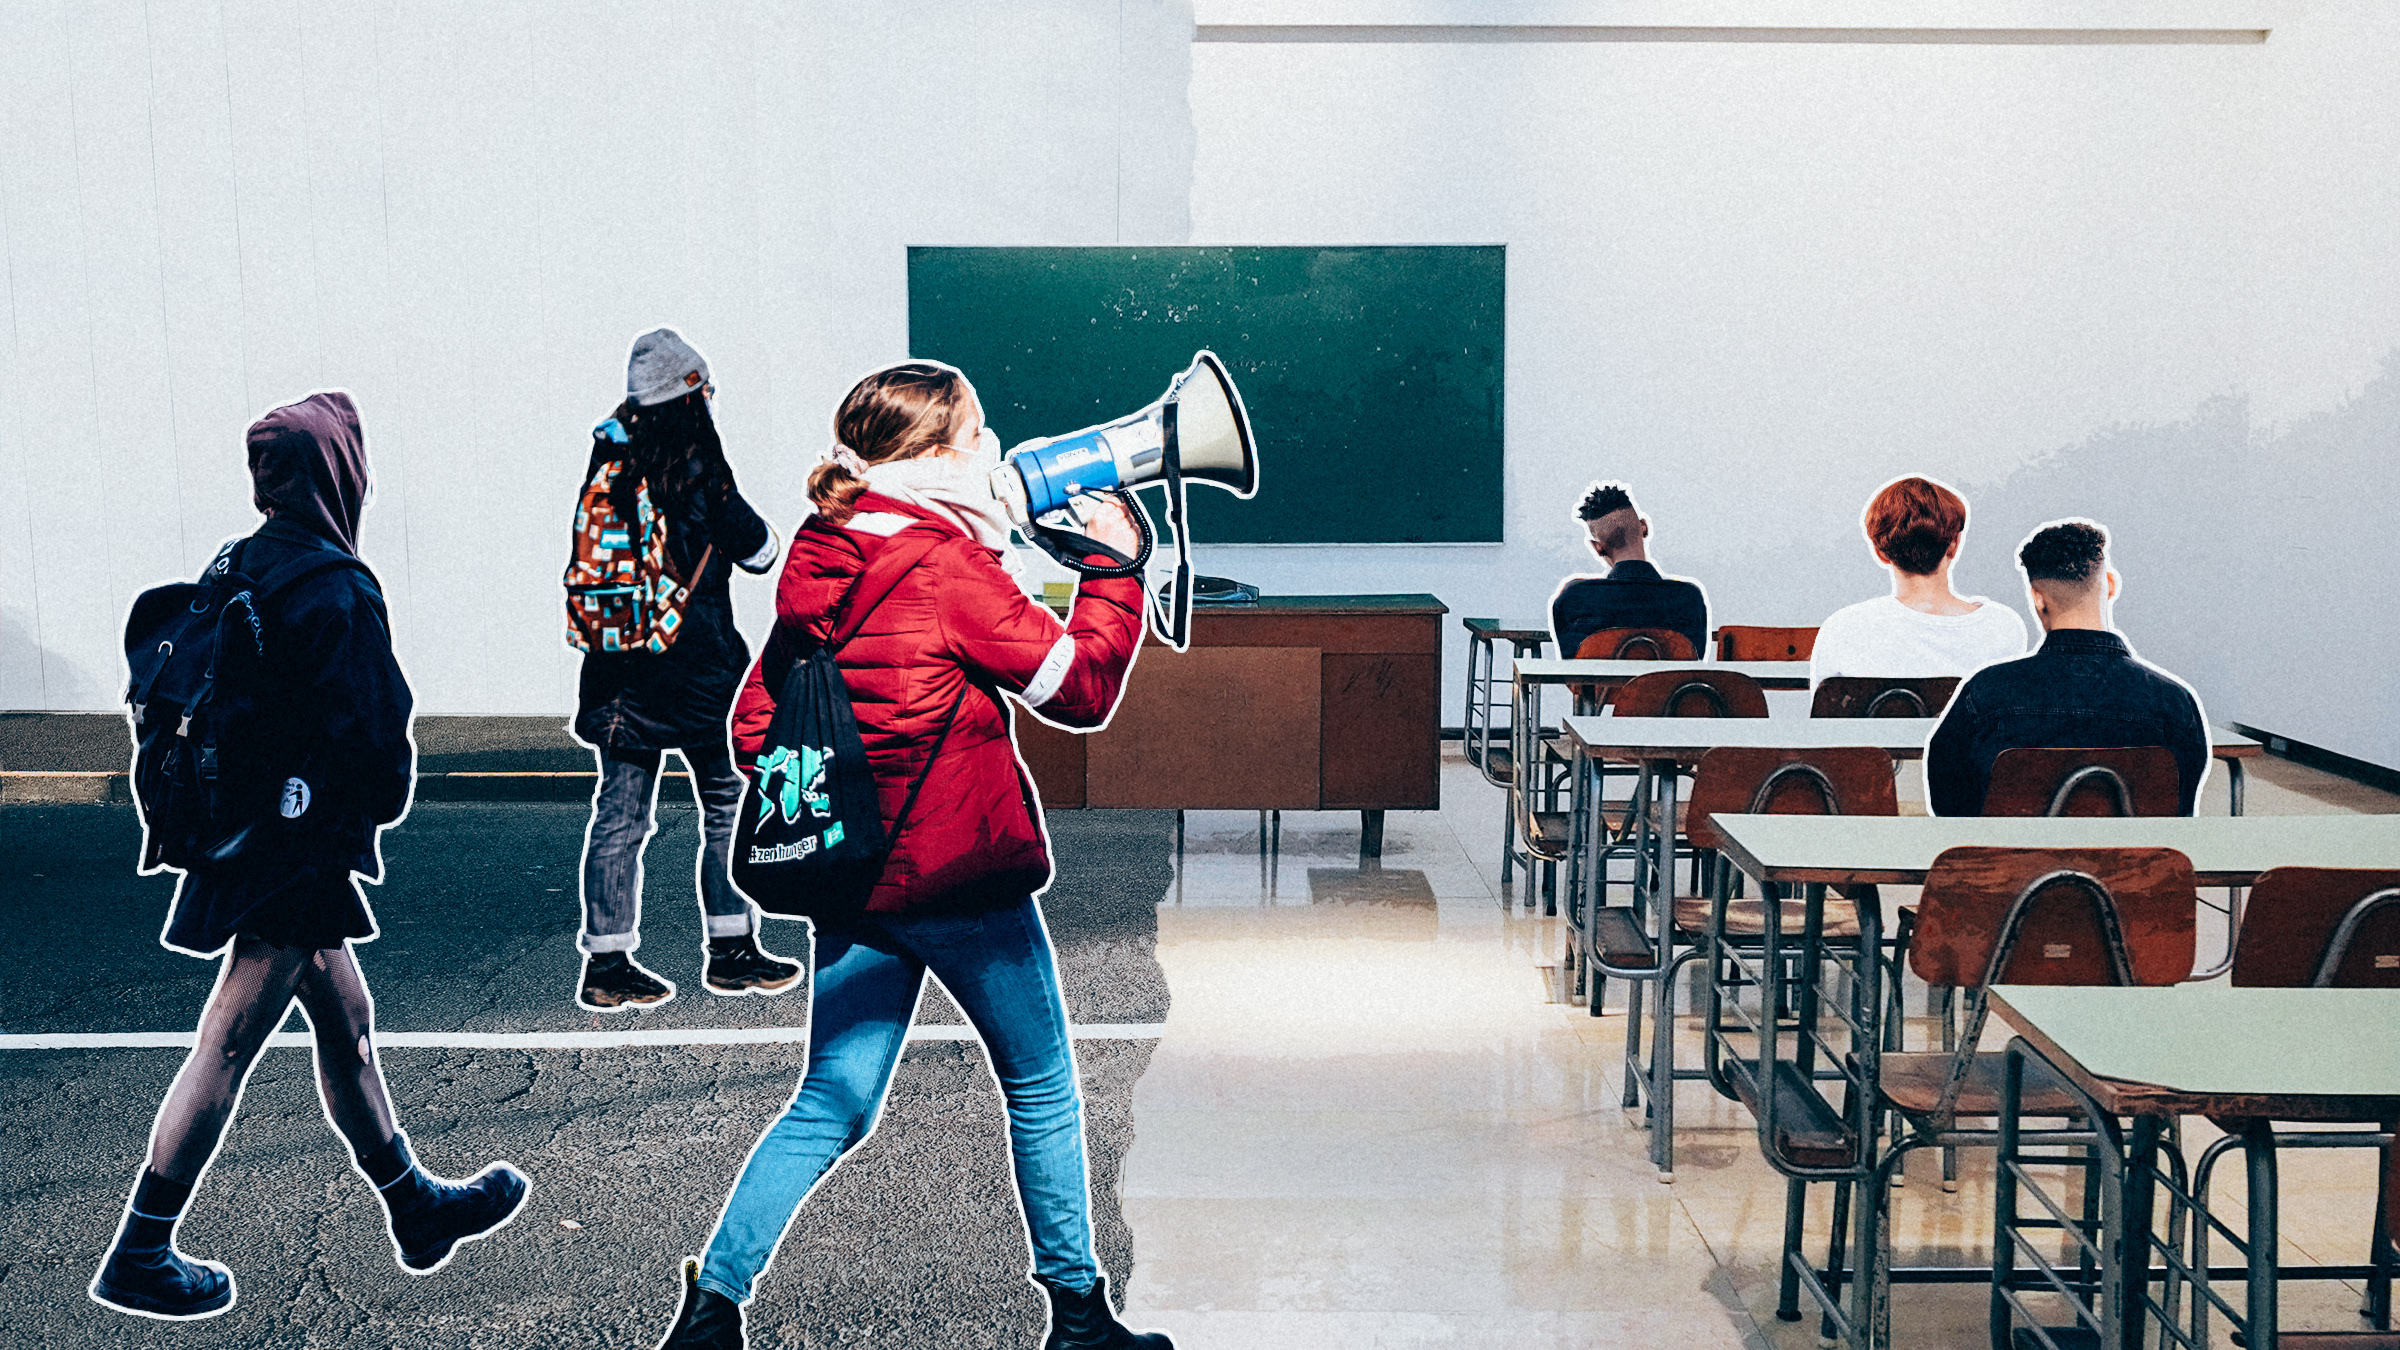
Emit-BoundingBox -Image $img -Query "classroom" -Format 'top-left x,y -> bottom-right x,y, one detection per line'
2,3 -> 2397,1348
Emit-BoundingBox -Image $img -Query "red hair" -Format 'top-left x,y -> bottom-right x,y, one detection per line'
1863,477 -> 1967,576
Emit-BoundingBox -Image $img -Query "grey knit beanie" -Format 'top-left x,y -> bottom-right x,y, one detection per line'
626,327 -> 710,406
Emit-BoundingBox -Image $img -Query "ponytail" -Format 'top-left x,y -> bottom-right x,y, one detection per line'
808,456 -> 871,526
809,362 -> 971,526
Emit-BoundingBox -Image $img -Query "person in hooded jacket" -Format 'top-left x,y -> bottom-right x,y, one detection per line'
90,392 -> 527,1321
652,362 -> 1173,1350
571,329 -> 794,1010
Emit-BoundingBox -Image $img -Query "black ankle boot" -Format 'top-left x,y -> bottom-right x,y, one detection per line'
704,933 -> 801,996
89,1172 -> 235,1319
657,1257 -> 746,1349
364,1137 -> 530,1273
581,950 -> 676,1010
1041,1275 -> 1173,1350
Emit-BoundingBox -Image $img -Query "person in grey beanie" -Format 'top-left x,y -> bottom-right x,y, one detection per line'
569,328 -> 796,1010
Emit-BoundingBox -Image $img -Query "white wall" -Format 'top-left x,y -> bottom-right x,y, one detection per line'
5,1 -> 2397,770
1183,0 -> 2400,769
0,0 -> 1195,717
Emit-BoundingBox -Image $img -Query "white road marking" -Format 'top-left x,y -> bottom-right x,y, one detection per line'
0,1024 -> 1167,1051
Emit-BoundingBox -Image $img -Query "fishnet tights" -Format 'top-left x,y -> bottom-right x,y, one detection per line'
147,936 -> 398,1184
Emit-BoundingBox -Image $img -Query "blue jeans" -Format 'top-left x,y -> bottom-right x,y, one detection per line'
697,897 -> 1101,1303
580,745 -> 754,954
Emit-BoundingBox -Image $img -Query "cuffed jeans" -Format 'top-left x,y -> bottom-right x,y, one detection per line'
578,745 -> 754,954
696,897 -> 1102,1304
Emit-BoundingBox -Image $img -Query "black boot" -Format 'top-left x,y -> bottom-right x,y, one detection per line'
364,1136 -> 530,1273
580,951 -> 676,1010
89,1172 -> 235,1320
657,1256 -> 746,1349
704,933 -> 801,996
1041,1275 -> 1173,1350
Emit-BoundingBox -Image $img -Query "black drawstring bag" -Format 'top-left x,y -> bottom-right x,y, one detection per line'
730,527 -> 965,920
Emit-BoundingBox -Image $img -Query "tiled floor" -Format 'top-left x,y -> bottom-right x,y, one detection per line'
1118,748 -> 2398,1349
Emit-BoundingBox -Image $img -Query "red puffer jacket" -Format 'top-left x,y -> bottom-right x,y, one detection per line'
731,492 -> 1143,917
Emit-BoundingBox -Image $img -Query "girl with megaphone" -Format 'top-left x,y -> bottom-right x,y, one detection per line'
653,361 -> 1172,1350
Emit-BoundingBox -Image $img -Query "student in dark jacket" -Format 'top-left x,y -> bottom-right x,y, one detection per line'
1548,481 -> 1710,658
571,329 -> 792,1010
91,392 -> 526,1322
1926,518 -> 2211,816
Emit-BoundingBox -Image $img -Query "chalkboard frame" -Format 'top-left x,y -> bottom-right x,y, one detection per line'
906,245 -> 1505,545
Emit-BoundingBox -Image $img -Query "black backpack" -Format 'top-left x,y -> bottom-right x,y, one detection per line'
122,537 -> 374,872
731,528 -> 967,920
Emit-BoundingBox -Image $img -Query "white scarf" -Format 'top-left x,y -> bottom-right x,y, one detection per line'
858,452 -> 1025,577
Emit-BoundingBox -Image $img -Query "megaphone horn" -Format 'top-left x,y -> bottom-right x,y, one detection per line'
991,351 -> 1259,651
991,351 -> 1257,524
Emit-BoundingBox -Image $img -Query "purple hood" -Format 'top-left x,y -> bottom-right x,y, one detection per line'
247,391 -> 369,554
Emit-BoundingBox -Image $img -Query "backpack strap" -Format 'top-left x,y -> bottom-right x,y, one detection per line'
817,523 -> 973,856
882,681 -> 971,858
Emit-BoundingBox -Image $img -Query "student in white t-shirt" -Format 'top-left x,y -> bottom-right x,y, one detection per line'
1809,475 -> 2028,686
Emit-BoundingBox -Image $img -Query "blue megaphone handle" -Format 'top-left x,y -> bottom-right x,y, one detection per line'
1014,430 -> 1126,518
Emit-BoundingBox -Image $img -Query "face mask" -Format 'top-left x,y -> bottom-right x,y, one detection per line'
968,425 -> 1002,476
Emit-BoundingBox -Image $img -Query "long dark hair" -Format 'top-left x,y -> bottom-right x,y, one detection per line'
591,389 -> 730,532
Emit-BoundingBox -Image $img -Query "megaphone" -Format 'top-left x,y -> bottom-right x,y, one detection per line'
991,351 -> 1257,650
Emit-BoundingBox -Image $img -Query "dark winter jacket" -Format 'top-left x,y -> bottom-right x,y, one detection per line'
731,492 -> 1143,917
573,416 -> 776,753
159,392 -> 414,955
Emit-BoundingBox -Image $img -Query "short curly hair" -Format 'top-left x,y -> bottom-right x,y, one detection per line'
2018,519 -> 2109,586
1863,477 -> 1967,576
1577,482 -> 1635,522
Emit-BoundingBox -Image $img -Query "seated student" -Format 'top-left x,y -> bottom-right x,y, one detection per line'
1810,475 -> 2027,685
1548,481 -> 1709,659
1926,519 -> 2210,815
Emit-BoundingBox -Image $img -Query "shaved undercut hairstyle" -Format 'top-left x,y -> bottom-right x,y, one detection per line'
1577,481 -> 1641,552
2018,519 -> 2109,589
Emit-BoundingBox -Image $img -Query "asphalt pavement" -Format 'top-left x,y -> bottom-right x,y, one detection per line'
0,800 -> 1175,1348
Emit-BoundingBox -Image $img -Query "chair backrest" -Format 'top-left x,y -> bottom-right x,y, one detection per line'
1981,746 -> 2181,818
1910,846 -> 2197,990
1809,675 -> 1961,719
2231,868 -> 2400,989
1901,846 -> 2195,1127
1574,626 -> 1699,661
1609,668 -> 1771,720
1715,624 -> 1819,662
1684,745 -> 1899,851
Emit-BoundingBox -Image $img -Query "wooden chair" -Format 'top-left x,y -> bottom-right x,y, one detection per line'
1459,618 -> 1548,891
2186,868 -> 2400,1346
1808,675 -> 1959,719
1815,847 -> 2198,1344
1591,744 -> 1898,1181
1610,668 -> 1771,720
1574,627 -> 1699,661
1983,745 -> 2181,819
1716,624 -> 1818,662
1567,669 -> 1770,1007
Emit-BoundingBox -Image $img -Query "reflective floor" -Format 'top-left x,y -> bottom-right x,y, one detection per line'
1119,748 -> 2399,1349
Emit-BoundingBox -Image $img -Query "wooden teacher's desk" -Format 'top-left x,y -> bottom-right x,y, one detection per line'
1012,594 -> 1447,855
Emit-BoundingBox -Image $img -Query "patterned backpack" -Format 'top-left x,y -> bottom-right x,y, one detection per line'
563,419 -> 713,654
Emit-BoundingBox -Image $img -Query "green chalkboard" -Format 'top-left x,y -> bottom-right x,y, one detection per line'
907,246 -> 1504,544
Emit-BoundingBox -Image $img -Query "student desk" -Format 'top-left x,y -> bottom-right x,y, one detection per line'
1557,716 -> 1942,1178
1015,594 -> 1446,856
1702,814 -> 2400,1347
1990,986 -> 2400,1350
1505,659 -> 1816,912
